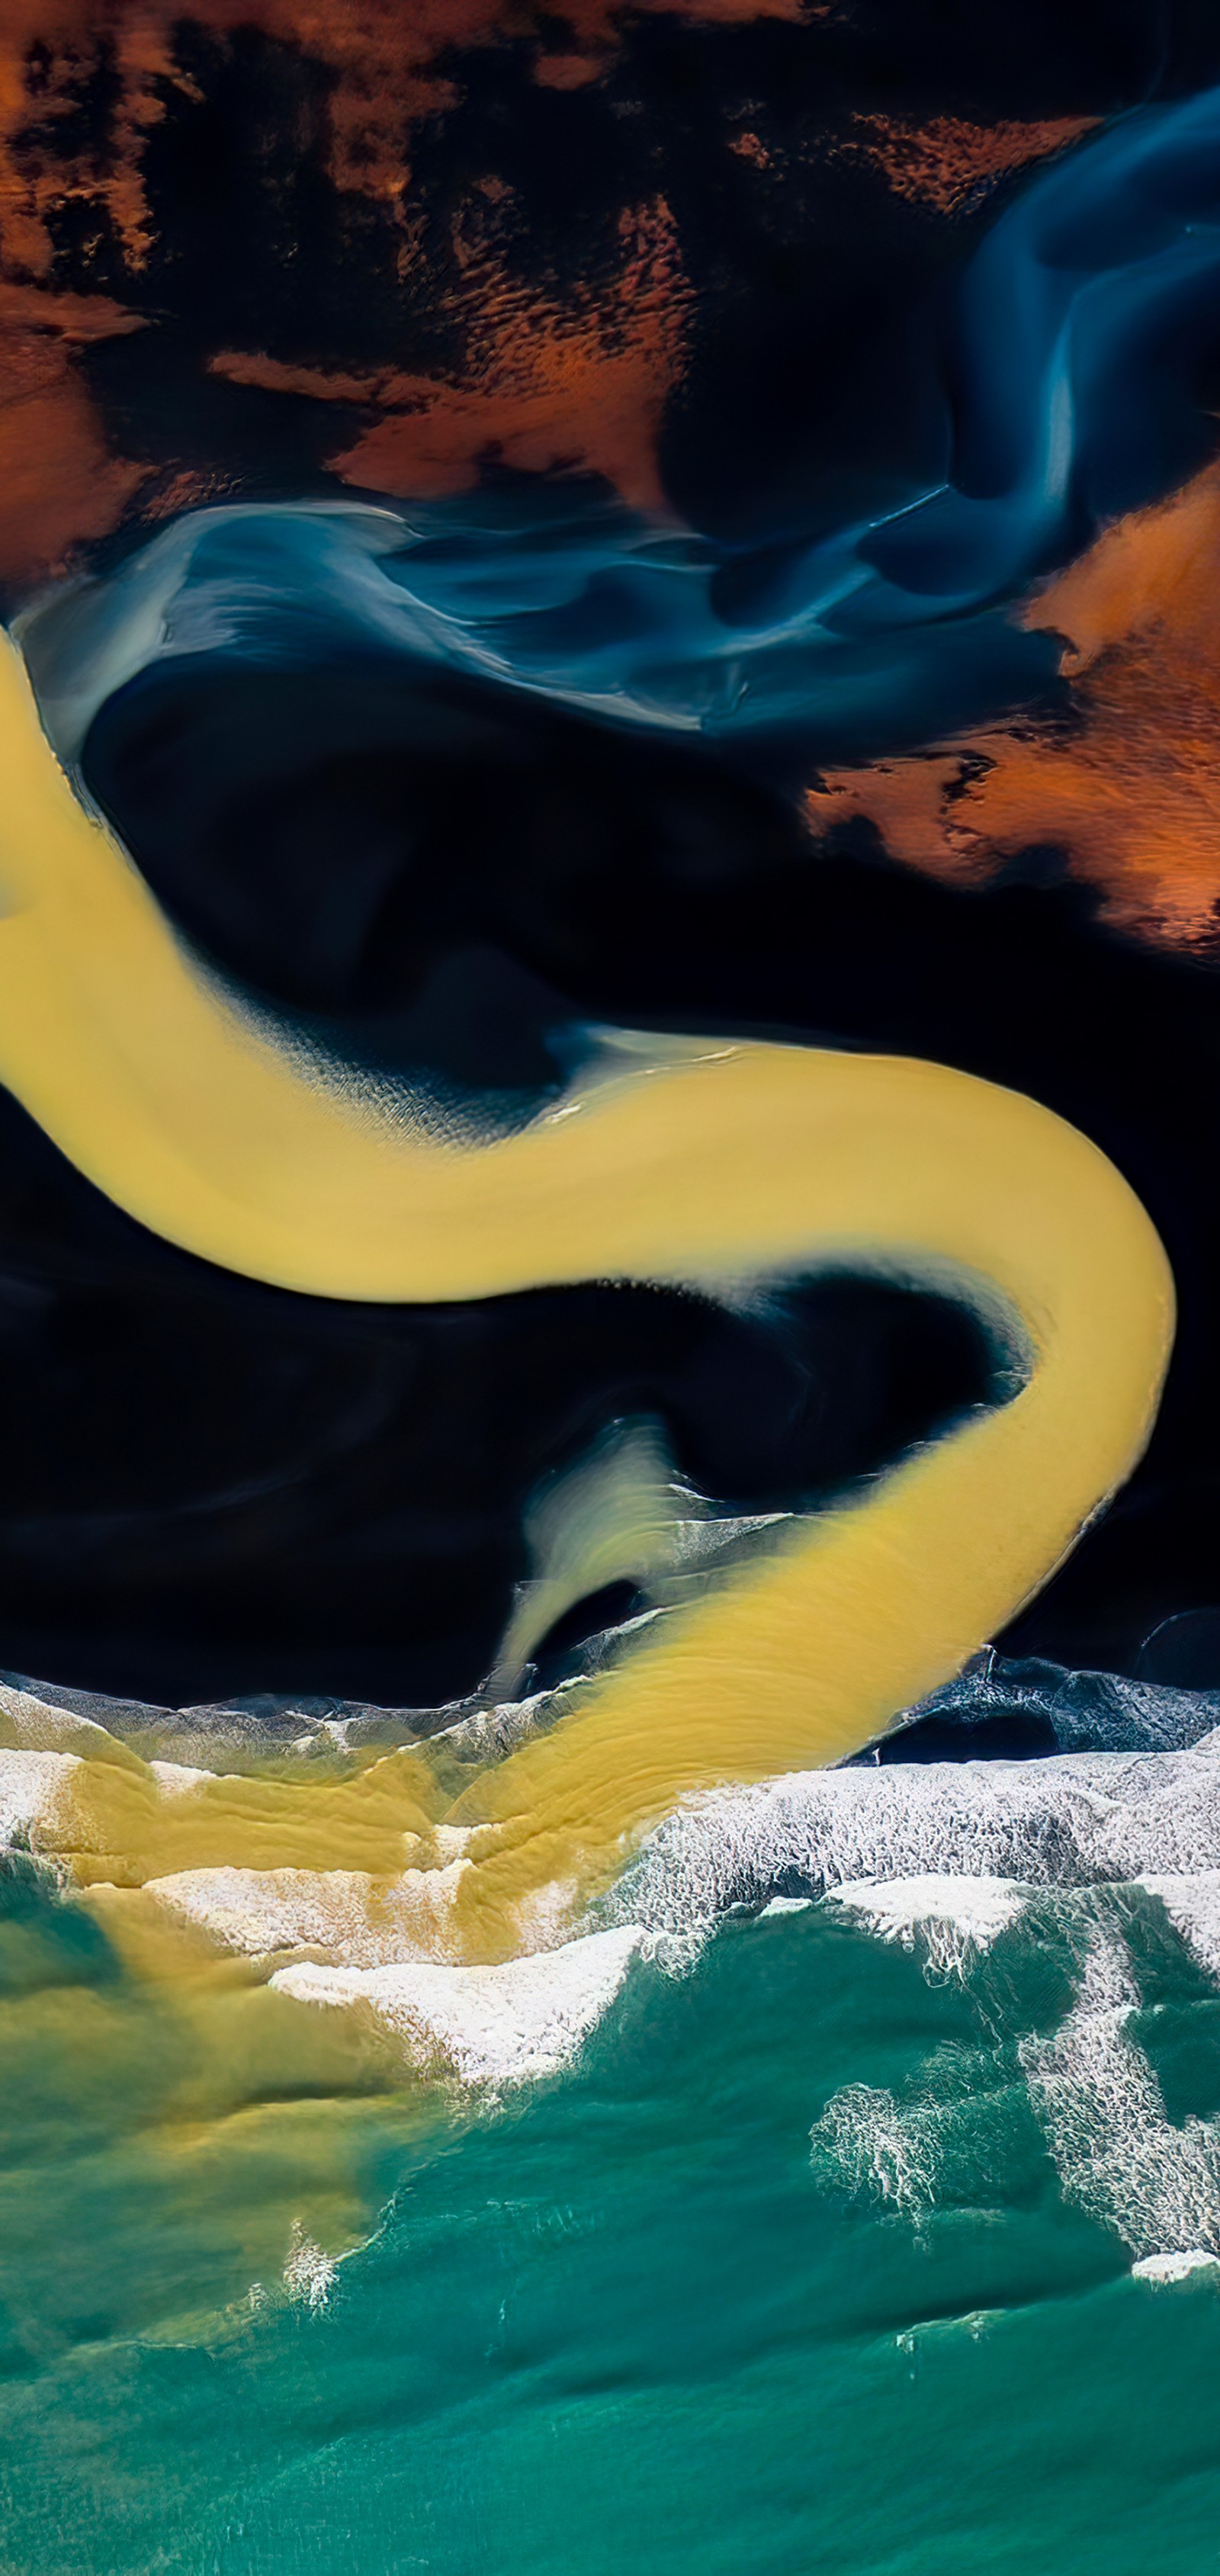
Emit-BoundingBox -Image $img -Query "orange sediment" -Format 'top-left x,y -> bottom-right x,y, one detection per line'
814,454 -> 1220,955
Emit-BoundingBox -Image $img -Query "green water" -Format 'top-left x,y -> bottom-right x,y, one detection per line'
4,1881 -> 1220,2575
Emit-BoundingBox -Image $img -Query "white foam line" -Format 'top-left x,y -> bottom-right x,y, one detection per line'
617,1742 -> 1220,1934
270,1926 -> 642,2087
810,2082 -> 950,2218
144,1860 -> 471,1965
1132,2250 -> 1220,2282
0,1742 -> 292,1861
1138,1871 -> 1220,1980
0,1746 -> 79,1844
0,1681 -> 117,1752
1021,1924 -> 1220,2269
147,1759 -> 214,1798
827,1873 -> 1027,1972
283,2223 -> 339,2312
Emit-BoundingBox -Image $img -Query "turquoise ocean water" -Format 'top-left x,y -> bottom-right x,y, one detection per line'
5,1848 -> 1220,2576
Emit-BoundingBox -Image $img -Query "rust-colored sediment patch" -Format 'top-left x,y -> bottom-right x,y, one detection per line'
212,200 -> 691,513
813,457 -> 1220,953
0,6 -> 169,577
0,0 -> 808,275
846,111 -> 1099,216
0,0 -> 795,583
0,279 -> 146,582
325,195 -> 690,512
210,195 -> 692,513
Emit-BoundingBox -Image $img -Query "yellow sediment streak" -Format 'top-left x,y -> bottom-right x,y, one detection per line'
0,634 -> 1176,1938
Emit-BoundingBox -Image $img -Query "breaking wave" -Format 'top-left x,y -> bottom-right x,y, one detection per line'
11,1652 -> 1220,2280
612,1732 -> 1220,1937
1021,1919 -> 1220,2270
808,1882 -> 1220,2280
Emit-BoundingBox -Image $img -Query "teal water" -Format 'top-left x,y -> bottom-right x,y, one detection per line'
5,1877 -> 1220,2574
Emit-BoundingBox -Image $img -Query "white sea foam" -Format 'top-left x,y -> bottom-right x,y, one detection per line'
0,1746 -> 79,1845
615,1742 -> 1220,1935
1021,1924 -> 1220,2268
811,2083 -> 946,2216
809,2042 -> 1026,2221
144,1860 -> 470,1965
10,1673 -> 1220,2179
0,1683 -> 116,1753
0,1739 -> 234,1847
147,1759 -> 213,1798
512,1874 -> 583,1954
1138,1871 -> 1220,1980
811,1902 -> 1220,2262
1132,2250 -> 1220,2282
283,2224 -> 339,2311
827,1873 -> 1026,1973
270,1926 -> 642,2087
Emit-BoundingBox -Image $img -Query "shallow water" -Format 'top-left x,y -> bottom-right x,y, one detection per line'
7,1830 -> 1220,2575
